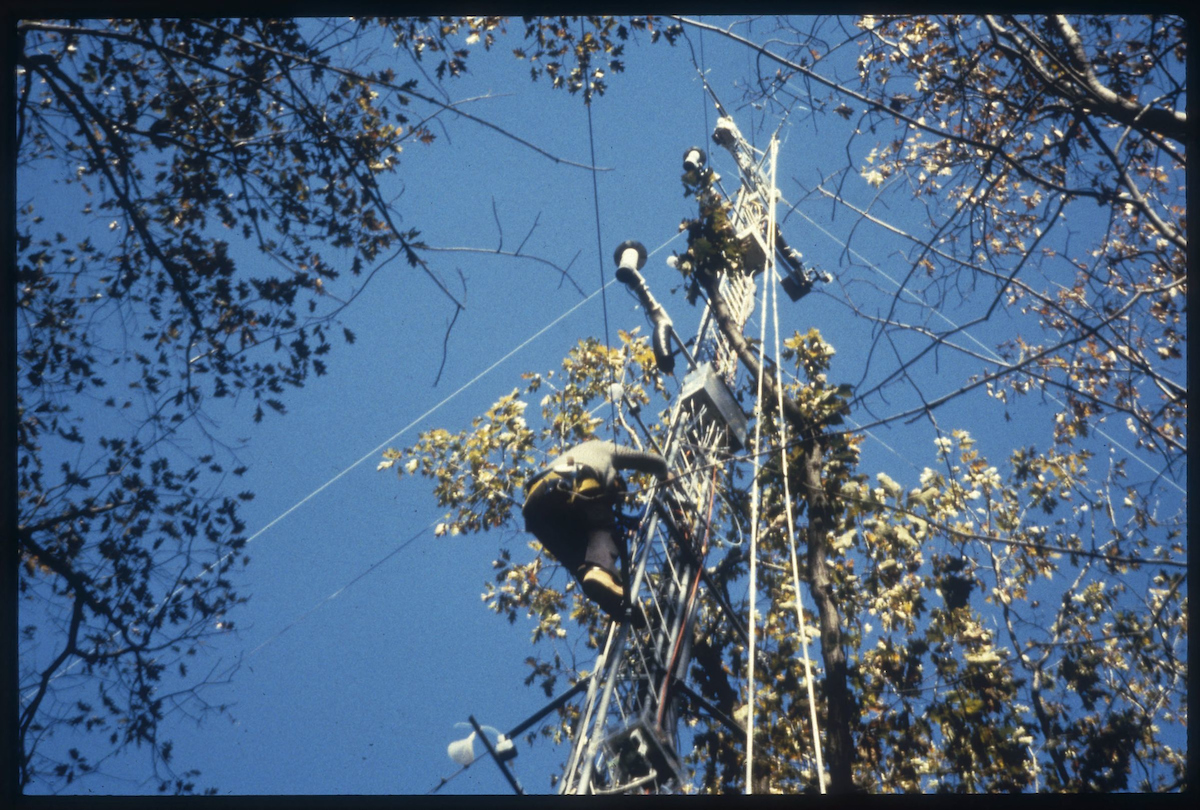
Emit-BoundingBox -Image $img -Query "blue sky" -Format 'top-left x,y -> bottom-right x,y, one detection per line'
19,16 -> 1185,795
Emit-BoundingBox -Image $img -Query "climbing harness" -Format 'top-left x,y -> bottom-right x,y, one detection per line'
523,464 -> 606,506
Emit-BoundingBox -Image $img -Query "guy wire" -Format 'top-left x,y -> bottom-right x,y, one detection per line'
581,17 -> 618,437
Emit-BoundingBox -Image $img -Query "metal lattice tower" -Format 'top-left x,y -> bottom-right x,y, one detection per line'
557,116 -> 782,795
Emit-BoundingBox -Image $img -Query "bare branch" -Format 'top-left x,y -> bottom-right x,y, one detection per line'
433,301 -> 463,388
806,184 -> 1187,401
673,15 -> 1111,203
417,244 -> 587,297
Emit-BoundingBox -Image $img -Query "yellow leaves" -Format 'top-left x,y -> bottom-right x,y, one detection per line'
832,529 -> 856,553
355,89 -> 380,113
620,328 -> 657,373
783,327 -> 837,380
876,472 -> 902,498
22,555 -> 55,578
964,649 -> 1001,666
908,485 -> 937,508
863,168 -> 886,187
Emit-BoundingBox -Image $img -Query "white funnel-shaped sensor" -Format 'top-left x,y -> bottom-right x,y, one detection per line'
447,722 -> 502,767
612,240 -> 647,278
447,731 -> 476,766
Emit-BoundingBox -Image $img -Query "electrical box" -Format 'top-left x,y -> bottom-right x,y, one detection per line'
780,266 -> 814,301
679,362 -> 748,451
494,735 -> 517,763
601,717 -> 682,792
737,230 -> 768,276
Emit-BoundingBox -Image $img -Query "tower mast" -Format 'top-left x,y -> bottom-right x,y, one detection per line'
558,115 -> 791,795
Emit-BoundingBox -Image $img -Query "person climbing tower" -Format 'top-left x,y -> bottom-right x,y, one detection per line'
522,439 -> 669,620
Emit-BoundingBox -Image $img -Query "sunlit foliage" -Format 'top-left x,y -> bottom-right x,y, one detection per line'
394,14 -> 1185,794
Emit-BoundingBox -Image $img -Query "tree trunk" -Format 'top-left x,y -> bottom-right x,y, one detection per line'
701,273 -> 858,792
800,440 -> 856,794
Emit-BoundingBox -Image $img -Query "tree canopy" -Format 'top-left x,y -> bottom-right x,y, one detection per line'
390,14 -> 1186,793
14,13 -> 1185,794
14,14 -> 661,793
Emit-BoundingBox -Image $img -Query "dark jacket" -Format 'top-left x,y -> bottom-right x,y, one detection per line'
541,440 -> 668,489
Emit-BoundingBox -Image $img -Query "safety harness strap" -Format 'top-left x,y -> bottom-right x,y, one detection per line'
524,465 -> 604,506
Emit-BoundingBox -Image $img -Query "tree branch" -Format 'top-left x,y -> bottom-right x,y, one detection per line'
18,500 -> 129,538
1048,15 -> 1187,142
18,599 -> 85,787
30,55 -> 210,340
672,16 -> 1111,204
1077,114 -> 1186,251
807,184 -> 1187,401
190,19 -> 611,172
417,245 -> 586,297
